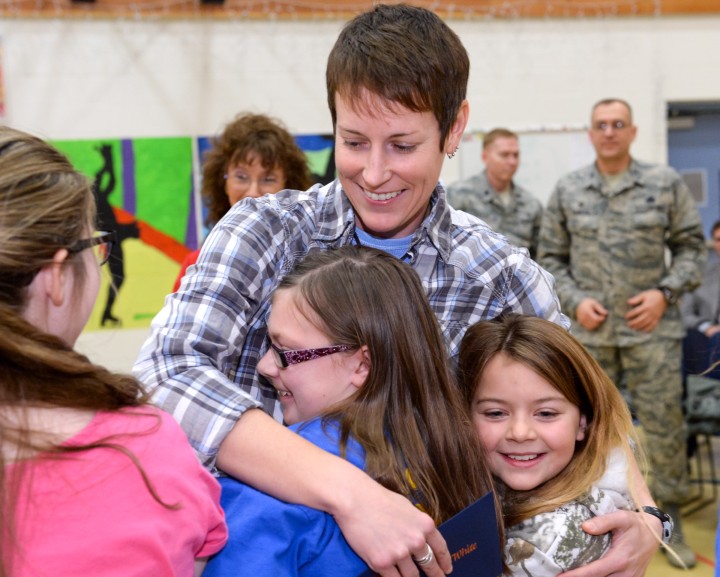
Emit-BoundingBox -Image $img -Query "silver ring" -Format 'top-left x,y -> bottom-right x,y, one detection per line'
413,544 -> 434,566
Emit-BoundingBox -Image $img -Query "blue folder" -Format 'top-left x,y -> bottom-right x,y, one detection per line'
356,491 -> 502,577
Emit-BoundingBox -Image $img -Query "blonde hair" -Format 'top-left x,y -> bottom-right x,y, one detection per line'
458,314 -> 644,526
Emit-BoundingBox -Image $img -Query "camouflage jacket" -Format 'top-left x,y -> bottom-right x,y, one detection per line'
447,171 -> 543,259
506,485 -> 627,576
505,449 -> 633,576
538,159 -> 705,346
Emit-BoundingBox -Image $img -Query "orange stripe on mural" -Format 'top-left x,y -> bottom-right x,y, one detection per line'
114,206 -> 190,264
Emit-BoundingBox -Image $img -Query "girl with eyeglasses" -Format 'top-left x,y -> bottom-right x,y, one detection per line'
0,126 -> 227,577
203,245 -> 502,577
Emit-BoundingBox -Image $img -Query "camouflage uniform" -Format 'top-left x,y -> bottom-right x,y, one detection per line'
506,449 -> 633,576
447,170 -> 543,259
538,159 -> 705,505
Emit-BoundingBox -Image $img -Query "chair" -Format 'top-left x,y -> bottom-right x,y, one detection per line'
682,374 -> 720,515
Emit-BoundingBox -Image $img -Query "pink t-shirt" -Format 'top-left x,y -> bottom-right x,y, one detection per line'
5,406 -> 227,577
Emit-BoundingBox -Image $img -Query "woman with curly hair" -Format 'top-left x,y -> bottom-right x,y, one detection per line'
173,113 -> 312,291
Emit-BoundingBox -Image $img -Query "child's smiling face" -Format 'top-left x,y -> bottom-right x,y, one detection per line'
471,352 -> 587,491
257,288 -> 367,426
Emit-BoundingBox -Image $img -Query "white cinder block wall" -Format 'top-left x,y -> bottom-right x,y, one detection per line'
5,14 -> 720,370
3,14 -> 720,185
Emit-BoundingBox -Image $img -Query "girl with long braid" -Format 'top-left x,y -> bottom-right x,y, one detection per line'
0,126 -> 226,577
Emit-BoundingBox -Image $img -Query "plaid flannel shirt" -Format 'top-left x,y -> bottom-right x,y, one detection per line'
134,179 -> 568,469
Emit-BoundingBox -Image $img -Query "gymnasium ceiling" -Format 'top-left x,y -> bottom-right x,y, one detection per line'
3,0 -> 720,20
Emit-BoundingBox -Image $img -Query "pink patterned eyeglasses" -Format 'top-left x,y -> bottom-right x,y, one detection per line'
269,342 -> 355,368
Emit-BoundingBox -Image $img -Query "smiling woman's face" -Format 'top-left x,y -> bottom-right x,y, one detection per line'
334,90 -> 464,239
224,152 -> 287,206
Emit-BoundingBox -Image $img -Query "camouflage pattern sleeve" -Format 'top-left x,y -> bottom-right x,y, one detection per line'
661,171 -> 706,295
537,182 -> 584,318
529,201 -> 544,261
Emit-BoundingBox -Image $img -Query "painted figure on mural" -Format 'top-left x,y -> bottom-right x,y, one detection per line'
93,143 -> 139,327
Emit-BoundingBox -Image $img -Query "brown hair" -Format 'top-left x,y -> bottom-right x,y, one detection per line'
326,4 -> 469,152
276,246 -> 502,537
711,219 -> 720,238
458,314 -> 642,527
0,126 -> 158,576
202,112 -> 313,226
482,128 -> 518,150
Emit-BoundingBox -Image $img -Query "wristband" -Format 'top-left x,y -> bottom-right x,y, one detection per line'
658,286 -> 678,306
640,506 -> 673,543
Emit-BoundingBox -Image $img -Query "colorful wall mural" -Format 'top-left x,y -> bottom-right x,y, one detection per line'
53,133 -> 335,331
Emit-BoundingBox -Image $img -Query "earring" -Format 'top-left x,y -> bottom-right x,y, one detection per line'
447,146 -> 459,160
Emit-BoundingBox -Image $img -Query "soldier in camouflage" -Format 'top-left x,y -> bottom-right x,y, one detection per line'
447,128 -> 543,259
538,98 -> 706,569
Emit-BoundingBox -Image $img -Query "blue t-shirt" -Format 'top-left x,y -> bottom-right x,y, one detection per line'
204,418 -> 368,577
354,227 -> 413,260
